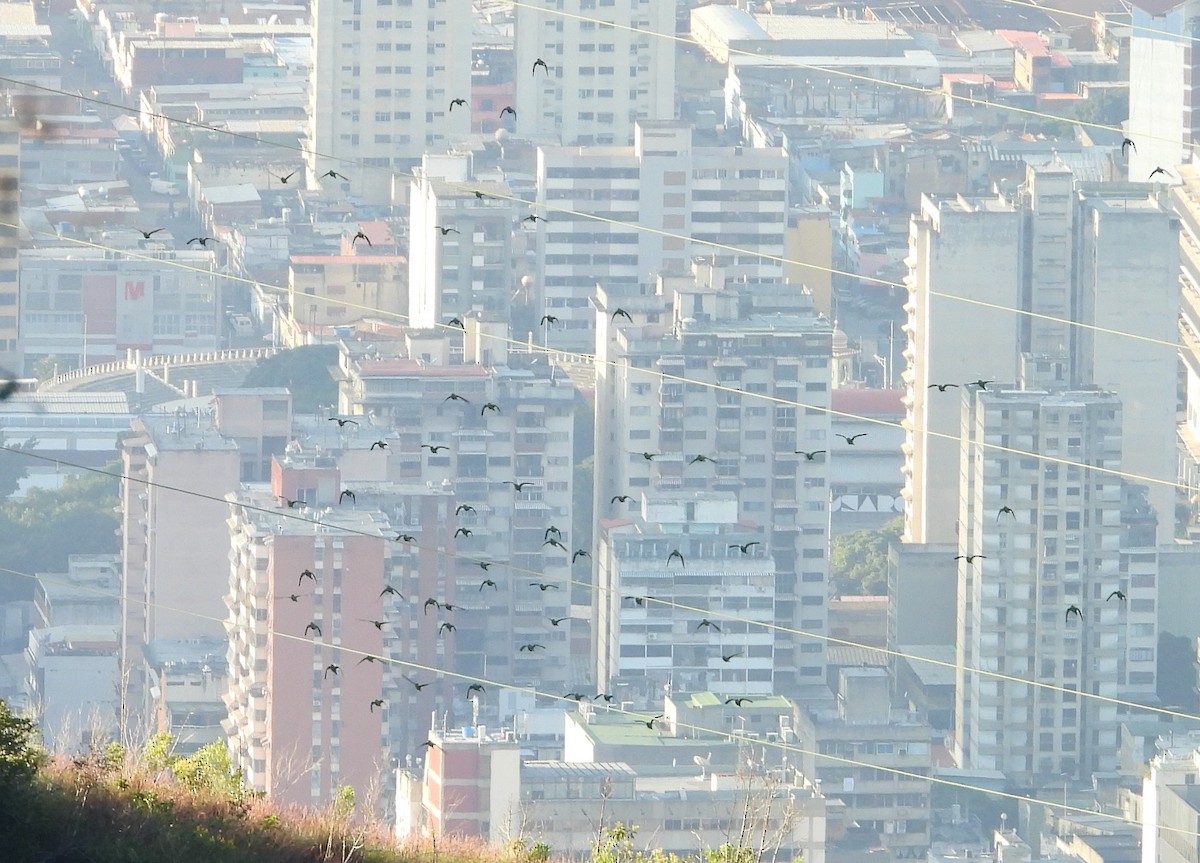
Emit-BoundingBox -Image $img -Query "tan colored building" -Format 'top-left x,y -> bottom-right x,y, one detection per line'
785,208 -> 835,317
283,248 -> 406,347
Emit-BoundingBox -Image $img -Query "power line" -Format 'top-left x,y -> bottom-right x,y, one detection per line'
0,442 -> 1192,727
0,558 -> 1190,839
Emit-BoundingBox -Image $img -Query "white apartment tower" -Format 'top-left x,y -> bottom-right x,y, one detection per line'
408,153 -> 517,329
902,161 -> 1179,545
307,0 -> 471,203
1127,0 -> 1194,181
513,0 -> 676,145
596,495 -> 776,698
536,121 -> 789,352
593,266 -> 833,689
955,387 -> 1157,785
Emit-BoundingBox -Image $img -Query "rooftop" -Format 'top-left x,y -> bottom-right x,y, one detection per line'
0,392 -> 131,414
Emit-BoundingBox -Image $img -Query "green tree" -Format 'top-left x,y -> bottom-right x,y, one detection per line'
242,345 -> 338,413
173,740 -> 251,802
0,465 -> 120,600
1158,632 -> 1199,711
830,517 -> 903,596
0,697 -> 41,785
32,355 -> 64,382
0,431 -> 36,500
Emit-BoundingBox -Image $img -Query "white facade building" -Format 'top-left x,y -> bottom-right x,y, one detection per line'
1127,0 -> 1192,182
306,0 -> 471,203
536,121 -> 789,351
955,387 -> 1158,785
513,0 -> 676,146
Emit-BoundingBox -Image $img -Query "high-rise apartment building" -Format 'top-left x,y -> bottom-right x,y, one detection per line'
902,161 -> 1179,545
335,325 -> 582,696
954,386 -> 1158,785
223,476 -> 390,806
593,266 -> 833,689
1127,0 -> 1194,181
596,495 -> 775,697
408,154 -> 517,330
306,0 -> 471,204
535,121 -> 789,351
513,0 -> 676,146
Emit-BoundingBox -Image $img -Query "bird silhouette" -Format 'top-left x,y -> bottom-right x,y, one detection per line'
928,383 -> 958,392
466,684 -> 485,696
525,215 -> 547,224
518,643 -> 546,652
441,603 -> 458,612
357,655 -> 379,665
448,317 -> 465,329
595,693 -> 615,703
572,549 -> 590,563
449,98 -> 467,111
836,433 -> 867,445
444,393 -> 470,403
370,698 -> 385,712
280,593 -> 305,603
404,676 -> 431,691
352,230 -> 371,246
436,225 -> 460,235
1107,590 -> 1126,602
954,554 -> 986,563
500,106 -> 516,119
530,582 -> 559,591
1065,605 -> 1083,622
479,579 -> 497,591
474,190 -> 488,199
544,526 -> 562,539
476,561 -> 493,571
540,315 -> 558,325
565,692 -> 587,701
611,494 -> 633,504
394,534 -> 416,543
532,58 -> 550,75
339,489 -> 356,504
725,697 -> 753,706
638,714 -> 664,730
624,595 -> 648,607
456,504 -> 476,515
360,619 -> 387,631
1121,137 -> 1136,156
275,170 -> 297,184
380,584 -> 403,598
322,169 -> 348,181
688,454 -> 716,465
329,417 -> 359,427
543,538 -> 567,551
968,379 -> 994,390
423,598 -> 442,615
280,496 -> 303,508
324,664 -> 340,678
187,236 -> 217,246
795,450 -> 826,460
298,569 -> 316,586
138,227 -> 164,239
507,481 -> 536,492
1150,166 -> 1170,180
641,452 -> 660,461
304,622 -> 322,637
455,527 -> 473,538
438,622 -> 456,635
549,616 -> 571,626
481,403 -> 501,415
667,550 -> 685,567
729,542 -> 760,554
721,651 -> 742,662
997,506 -> 1016,522
422,444 -> 449,454
696,619 -> 721,632
611,308 -> 633,321
418,739 -> 437,749
370,440 -> 388,450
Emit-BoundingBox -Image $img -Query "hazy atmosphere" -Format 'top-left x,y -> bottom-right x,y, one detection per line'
0,0 -> 1195,860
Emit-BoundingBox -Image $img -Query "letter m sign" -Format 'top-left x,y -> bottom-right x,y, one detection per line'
124,280 -> 145,301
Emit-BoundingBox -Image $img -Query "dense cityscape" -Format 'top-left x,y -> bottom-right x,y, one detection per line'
0,0 -> 1198,860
